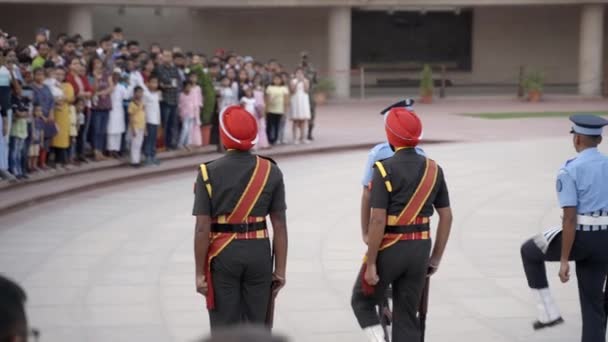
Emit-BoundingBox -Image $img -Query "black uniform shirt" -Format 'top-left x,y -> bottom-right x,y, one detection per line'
370,148 -> 450,217
192,151 -> 287,217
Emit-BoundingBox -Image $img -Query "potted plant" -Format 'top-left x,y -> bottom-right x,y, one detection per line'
419,64 -> 434,104
313,78 -> 335,105
522,71 -> 544,102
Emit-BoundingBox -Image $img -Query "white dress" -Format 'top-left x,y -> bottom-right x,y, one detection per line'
241,97 -> 256,116
290,80 -> 311,120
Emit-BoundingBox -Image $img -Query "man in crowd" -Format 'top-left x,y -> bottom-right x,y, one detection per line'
61,38 -> 77,62
156,49 -> 181,150
27,28 -> 48,59
111,27 -> 125,50
97,35 -> 114,69
299,51 -> 317,140
31,42 -> 49,69
127,40 -> 140,59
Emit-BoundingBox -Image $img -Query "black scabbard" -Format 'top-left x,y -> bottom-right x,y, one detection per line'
265,251 -> 279,329
604,274 -> 608,329
419,278 -> 430,342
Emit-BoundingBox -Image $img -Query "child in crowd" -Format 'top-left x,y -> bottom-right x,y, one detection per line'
218,76 -> 238,112
31,67 -> 55,170
128,86 -> 145,167
265,74 -> 289,145
29,105 -> 44,171
289,68 -> 312,145
187,72 -> 202,147
9,91 -> 30,179
178,81 -> 199,151
143,75 -> 161,166
240,85 -> 265,151
252,76 -> 269,149
70,98 -> 85,164
240,85 -> 256,114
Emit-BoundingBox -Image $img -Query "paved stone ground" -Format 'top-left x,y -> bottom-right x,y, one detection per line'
2,137 -> 606,342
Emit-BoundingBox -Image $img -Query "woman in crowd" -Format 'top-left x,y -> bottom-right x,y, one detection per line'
237,68 -> 250,99
65,57 -> 92,163
289,68 -> 312,145
178,81 -> 199,151
50,66 -> 75,168
31,67 -> 55,169
88,56 -> 114,161
226,68 -> 239,96
140,59 -> 155,84
265,74 -> 289,145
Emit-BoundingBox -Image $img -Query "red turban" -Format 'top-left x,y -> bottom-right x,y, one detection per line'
220,105 -> 259,151
385,107 -> 423,147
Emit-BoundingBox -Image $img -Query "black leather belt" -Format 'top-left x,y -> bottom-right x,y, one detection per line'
385,224 -> 430,234
211,221 -> 267,233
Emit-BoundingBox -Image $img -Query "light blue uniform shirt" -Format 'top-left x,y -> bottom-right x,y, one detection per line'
361,142 -> 426,187
557,147 -> 608,214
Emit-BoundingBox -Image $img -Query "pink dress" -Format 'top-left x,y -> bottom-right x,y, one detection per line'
253,88 -> 269,149
190,85 -> 203,146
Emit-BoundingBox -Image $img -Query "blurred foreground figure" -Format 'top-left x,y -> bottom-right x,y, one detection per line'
0,274 -> 37,342
200,325 -> 288,342
193,106 -> 288,330
520,114 -> 608,342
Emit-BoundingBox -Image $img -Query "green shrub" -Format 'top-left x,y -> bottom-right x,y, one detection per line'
522,71 -> 544,93
315,78 -> 335,95
420,64 -> 434,97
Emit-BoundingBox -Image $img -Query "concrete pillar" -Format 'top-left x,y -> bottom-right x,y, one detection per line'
67,5 -> 93,40
328,7 -> 351,99
578,4 -> 604,97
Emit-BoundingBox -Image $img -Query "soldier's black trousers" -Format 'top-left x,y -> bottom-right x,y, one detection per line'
208,239 -> 272,330
521,230 -> 608,342
351,239 -> 431,342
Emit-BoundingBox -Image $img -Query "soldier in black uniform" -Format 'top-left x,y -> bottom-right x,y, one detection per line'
193,105 -> 288,330
351,105 -> 453,341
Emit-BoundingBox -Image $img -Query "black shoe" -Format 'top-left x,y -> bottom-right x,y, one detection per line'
533,317 -> 564,330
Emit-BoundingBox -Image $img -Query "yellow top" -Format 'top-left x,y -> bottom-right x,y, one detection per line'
51,82 -> 75,149
128,101 -> 146,130
265,85 -> 289,114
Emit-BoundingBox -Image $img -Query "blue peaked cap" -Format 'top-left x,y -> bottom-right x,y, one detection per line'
570,114 -> 608,136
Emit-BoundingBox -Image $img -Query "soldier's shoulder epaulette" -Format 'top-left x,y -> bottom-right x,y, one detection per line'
258,155 -> 278,165
200,158 -> 218,167
561,157 -> 577,170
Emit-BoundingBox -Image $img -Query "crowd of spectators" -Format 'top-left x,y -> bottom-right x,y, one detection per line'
0,27 -> 318,183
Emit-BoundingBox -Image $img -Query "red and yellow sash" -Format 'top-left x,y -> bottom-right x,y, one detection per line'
203,156 -> 272,309
361,158 -> 439,296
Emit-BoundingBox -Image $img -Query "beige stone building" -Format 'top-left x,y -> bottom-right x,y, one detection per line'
0,0 -> 606,98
